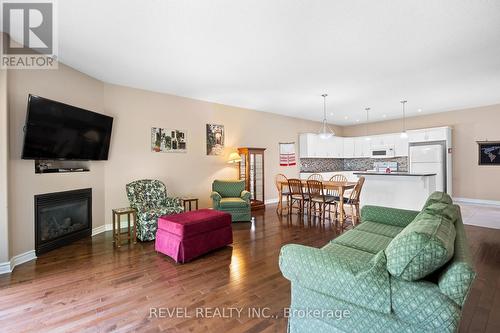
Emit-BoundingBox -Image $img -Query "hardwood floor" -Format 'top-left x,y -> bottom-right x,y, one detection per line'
0,204 -> 499,333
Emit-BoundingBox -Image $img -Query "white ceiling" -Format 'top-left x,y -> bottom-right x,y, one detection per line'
19,1 -> 500,124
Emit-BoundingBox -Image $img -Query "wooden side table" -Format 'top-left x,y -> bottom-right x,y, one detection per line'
112,207 -> 137,247
181,198 -> 199,212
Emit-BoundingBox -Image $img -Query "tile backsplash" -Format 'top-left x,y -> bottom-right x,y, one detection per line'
300,157 -> 408,172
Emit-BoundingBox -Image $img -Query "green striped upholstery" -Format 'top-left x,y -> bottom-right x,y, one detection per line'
356,221 -> 404,238
332,229 -> 393,254
279,192 -> 476,333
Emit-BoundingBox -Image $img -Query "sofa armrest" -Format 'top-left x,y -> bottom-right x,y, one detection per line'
211,191 -> 222,208
361,205 -> 419,227
279,244 -> 391,314
164,196 -> 183,208
240,190 -> 251,203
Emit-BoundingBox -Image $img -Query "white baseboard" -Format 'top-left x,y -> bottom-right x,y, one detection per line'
0,250 -> 37,275
265,198 -> 279,205
92,221 -> 132,236
453,197 -> 500,206
91,225 -> 106,236
0,261 -> 10,275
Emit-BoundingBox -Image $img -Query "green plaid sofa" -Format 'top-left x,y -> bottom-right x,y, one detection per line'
126,179 -> 184,241
279,192 -> 475,333
211,180 -> 251,222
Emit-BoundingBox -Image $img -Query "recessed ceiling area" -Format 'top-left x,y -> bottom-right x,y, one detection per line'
54,1 -> 500,124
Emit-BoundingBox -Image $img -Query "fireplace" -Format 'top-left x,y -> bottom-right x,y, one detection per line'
35,188 -> 92,255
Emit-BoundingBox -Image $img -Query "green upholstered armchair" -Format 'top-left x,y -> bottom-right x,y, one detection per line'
211,180 -> 251,222
126,179 -> 184,241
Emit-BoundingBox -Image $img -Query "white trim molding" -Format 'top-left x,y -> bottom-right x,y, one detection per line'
0,250 -> 37,275
91,225 -> 106,236
453,197 -> 500,207
264,198 -> 279,205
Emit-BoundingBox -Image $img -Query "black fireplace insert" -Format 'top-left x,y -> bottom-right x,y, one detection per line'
35,188 -> 92,255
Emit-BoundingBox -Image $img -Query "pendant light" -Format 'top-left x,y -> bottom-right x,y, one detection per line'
364,107 -> 371,141
400,100 -> 408,138
318,94 -> 335,139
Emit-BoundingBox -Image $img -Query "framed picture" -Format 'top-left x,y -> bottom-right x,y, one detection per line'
478,141 -> 500,165
151,128 -> 187,153
206,124 -> 224,155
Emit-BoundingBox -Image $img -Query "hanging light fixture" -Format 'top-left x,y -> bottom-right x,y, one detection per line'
364,107 -> 371,141
400,100 -> 408,138
318,94 -> 335,139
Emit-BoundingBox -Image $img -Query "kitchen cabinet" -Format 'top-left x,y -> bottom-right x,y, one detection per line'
343,138 -> 355,158
354,137 -> 370,158
393,134 -> 409,156
299,133 -> 317,158
331,136 -> 344,158
407,127 -> 449,143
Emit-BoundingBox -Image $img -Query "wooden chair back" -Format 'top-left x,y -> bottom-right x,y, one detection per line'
328,174 -> 348,196
288,179 -> 304,197
349,176 -> 365,203
307,173 -> 323,181
329,174 -> 348,182
306,180 -> 324,199
275,174 -> 288,193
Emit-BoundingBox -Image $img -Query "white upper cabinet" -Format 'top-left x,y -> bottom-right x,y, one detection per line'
407,127 -> 450,143
343,138 -> 355,158
392,133 -> 408,156
299,128 -> 449,158
354,137 -> 370,157
299,133 -> 317,158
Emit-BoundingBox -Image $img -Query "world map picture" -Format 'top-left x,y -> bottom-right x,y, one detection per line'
478,142 -> 500,165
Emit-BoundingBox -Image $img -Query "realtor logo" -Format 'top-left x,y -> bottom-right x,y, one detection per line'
1,0 -> 58,69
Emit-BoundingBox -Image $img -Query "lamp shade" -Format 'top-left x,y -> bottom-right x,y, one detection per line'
227,152 -> 242,164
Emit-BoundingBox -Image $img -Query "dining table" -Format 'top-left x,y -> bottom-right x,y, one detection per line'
279,180 -> 357,225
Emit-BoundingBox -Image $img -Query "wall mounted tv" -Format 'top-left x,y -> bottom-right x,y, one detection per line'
22,95 -> 113,160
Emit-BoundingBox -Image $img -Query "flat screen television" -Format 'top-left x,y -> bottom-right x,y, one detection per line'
22,95 -> 113,160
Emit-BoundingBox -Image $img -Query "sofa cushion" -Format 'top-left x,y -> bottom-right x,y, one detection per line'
356,221 -> 404,238
219,197 -> 248,208
322,243 -> 375,263
423,191 -> 453,209
332,230 -> 393,254
385,203 -> 457,281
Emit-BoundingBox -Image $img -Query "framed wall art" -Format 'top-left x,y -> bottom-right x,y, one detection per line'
151,128 -> 187,153
206,124 -> 224,155
478,141 -> 500,165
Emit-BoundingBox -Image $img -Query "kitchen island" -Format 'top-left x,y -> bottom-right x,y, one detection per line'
353,172 -> 437,210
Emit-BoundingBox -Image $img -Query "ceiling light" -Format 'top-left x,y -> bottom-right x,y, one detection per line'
318,94 -> 335,139
418,108 -> 422,113
364,107 -> 371,141
356,119 -> 360,122
400,100 -> 408,138
344,116 -> 349,120
382,114 -> 387,118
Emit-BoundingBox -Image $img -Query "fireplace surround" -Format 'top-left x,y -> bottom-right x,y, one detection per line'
35,188 -> 92,255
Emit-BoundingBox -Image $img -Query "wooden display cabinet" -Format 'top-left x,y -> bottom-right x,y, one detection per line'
238,147 -> 266,210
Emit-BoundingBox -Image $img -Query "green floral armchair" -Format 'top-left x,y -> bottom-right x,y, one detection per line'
211,180 -> 251,222
126,179 -> 184,241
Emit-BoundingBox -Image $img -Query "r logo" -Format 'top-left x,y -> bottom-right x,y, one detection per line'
2,1 -> 53,55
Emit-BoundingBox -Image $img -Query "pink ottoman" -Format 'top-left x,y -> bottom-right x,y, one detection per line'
155,209 -> 233,263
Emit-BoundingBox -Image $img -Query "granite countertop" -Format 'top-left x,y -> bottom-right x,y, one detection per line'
353,171 -> 437,176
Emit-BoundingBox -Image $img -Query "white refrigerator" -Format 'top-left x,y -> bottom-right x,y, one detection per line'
409,143 -> 447,193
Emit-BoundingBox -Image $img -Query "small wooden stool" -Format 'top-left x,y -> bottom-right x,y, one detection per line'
181,198 -> 199,212
112,207 -> 137,247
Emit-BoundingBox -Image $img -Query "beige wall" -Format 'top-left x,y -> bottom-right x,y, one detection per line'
5,63 -> 341,258
0,69 -> 9,263
342,105 -> 500,201
7,64 -> 106,256
102,83 -> 340,225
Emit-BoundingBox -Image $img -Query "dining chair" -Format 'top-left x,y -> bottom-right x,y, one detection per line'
327,174 -> 348,220
342,176 -> 365,227
275,174 -> 290,215
287,178 -> 308,216
307,180 -> 335,223
307,173 -> 324,181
